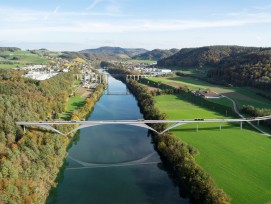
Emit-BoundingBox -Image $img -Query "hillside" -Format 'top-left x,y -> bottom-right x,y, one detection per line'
80,46 -> 148,58
133,48 -> 179,61
0,70 -> 74,203
207,51 -> 271,89
0,49 -> 49,69
0,47 -> 21,52
157,46 -> 271,90
59,51 -> 128,61
157,46 -> 265,67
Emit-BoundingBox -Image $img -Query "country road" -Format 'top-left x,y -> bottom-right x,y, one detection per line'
222,95 -> 271,137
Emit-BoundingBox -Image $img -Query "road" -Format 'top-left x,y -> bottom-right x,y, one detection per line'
16,115 -> 271,136
222,95 -> 271,137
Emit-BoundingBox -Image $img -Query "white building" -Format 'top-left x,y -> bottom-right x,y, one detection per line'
24,71 -> 58,80
160,69 -> 172,74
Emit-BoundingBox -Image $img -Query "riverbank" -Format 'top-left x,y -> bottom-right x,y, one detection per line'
126,79 -> 230,203
0,71 -> 88,203
46,73 -> 186,204
46,83 -> 105,202
140,75 -> 271,203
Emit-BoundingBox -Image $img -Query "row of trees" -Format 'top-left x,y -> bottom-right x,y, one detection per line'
241,105 -> 271,127
0,69 -> 104,203
127,79 -> 230,203
256,92 -> 271,101
139,78 -> 235,118
106,65 -> 230,203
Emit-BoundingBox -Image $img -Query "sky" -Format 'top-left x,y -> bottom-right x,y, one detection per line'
1,0 -> 271,51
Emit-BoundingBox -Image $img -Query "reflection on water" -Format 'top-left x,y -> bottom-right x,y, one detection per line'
47,75 -> 188,204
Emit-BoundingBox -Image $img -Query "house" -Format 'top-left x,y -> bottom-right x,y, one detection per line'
191,90 -> 222,99
200,93 -> 222,99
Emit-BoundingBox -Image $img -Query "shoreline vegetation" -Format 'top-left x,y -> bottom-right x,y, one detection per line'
0,68 -> 105,203
106,66 -> 230,203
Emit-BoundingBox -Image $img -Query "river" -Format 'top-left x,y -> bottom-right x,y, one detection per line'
47,74 -> 188,204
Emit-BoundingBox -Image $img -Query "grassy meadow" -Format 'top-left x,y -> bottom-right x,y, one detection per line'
61,95 -> 86,120
0,50 -> 49,69
148,76 -> 271,109
155,94 -> 271,204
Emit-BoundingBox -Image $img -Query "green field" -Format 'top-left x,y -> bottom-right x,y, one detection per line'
155,94 -> 271,204
148,76 -> 271,109
61,95 -> 86,120
172,66 -> 211,77
0,50 -> 49,69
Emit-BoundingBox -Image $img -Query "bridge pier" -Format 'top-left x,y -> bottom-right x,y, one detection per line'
240,121 -> 243,130
196,123 -> 199,132
257,120 -> 260,126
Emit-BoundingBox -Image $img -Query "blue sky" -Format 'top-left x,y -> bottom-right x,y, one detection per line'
1,0 -> 271,51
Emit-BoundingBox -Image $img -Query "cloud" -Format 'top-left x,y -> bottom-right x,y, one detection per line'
1,5 -> 271,40
2,17 -> 271,36
253,3 -> 271,10
54,6 -> 60,14
86,0 -> 103,10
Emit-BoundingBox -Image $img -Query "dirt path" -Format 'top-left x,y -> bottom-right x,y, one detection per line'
76,87 -> 93,98
221,94 -> 271,137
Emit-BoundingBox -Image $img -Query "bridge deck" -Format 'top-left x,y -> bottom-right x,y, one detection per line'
16,115 -> 271,126
16,115 -> 271,137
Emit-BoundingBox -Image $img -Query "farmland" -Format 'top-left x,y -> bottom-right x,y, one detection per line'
0,49 -> 49,69
148,76 -> 271,109
155,94 -> 271,204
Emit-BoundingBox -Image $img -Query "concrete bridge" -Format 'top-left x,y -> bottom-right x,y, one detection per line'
102,73 -> 154,95
126,74 -> 155,80
16,115 -> 271,137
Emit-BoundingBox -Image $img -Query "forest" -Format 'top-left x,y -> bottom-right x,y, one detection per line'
0,69 -> 104,203
207,52 -> 271,89
157,46 -> 271,90
132,48 -> 179,61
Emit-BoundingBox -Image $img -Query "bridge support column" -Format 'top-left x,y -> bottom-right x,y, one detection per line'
257,120 -> 260,126
240,121 -> 243,130
23,125 -> 26,133
126,87 -> 130,95
196,123 -> 199,132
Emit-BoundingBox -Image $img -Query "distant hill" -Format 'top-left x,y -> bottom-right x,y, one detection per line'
157,45 -> 262,67
59,52 -> 104,61
0,47 -> 21,52
133,48 -> 179,61
207,49 -> 271,89
80,46 -> 148,58
157,45 -> 271,90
